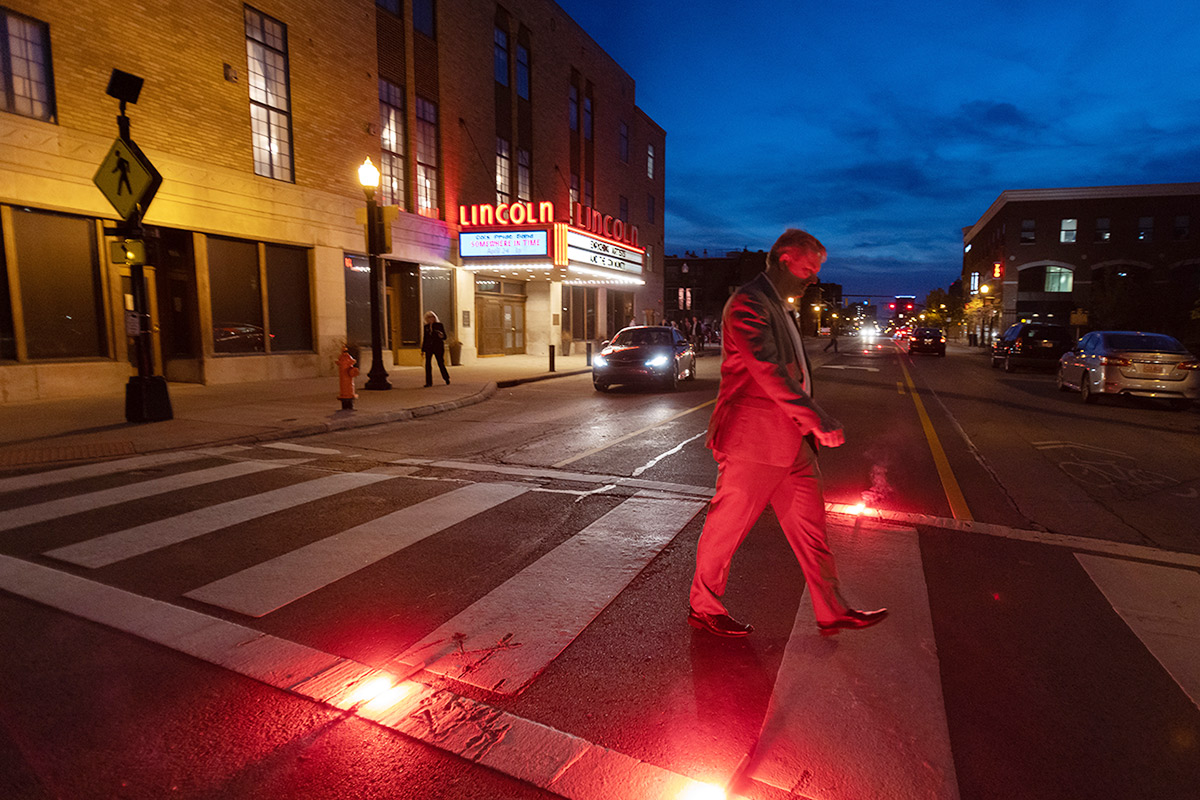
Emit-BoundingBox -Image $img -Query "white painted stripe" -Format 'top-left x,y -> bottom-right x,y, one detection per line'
391,492 -> 706,695
0,553 -> 723,800
0,450 -> 206,495
0,460 -> 293,533
185,482 -> 531,617
631,431 -> 706,477
46,471 -> 393,568
262,442 -> 343,455
747,524 -> 960,799
1076,554 -> 1200,710
397,458 -> 716,499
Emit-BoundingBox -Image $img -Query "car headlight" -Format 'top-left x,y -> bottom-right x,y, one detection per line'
593,354 -> 607,367
645,354 -> 670,368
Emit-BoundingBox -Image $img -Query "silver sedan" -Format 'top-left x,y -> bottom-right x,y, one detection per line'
1056,331 -> 1200,409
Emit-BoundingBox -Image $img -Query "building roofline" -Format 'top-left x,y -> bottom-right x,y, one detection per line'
963,182 -> 1200,243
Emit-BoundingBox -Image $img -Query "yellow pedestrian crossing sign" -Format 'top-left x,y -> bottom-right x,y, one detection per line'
93,137 -> 162,221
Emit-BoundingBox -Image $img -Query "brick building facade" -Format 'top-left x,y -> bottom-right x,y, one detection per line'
961,184 -> 1200,347
0,0 -> 665,401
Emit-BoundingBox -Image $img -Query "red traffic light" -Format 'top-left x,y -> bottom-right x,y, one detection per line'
889,303 -> 895,309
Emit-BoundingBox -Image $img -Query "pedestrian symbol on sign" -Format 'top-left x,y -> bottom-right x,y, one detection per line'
113,148 -> 133,196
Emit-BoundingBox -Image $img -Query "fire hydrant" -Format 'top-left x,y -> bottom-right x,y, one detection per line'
337,347 -> 359,409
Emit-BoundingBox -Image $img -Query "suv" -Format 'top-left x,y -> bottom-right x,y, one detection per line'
909,326 -> 946,356
990,322 -> 1074,372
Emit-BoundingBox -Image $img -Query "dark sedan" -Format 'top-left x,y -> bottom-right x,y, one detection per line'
909,326 -> 946,356
592,326 -> 697,391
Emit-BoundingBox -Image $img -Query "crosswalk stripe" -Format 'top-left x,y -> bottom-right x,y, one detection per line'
1076,554 -> 1200,710
746,524 -> 960,799
184,481 -> 531,618
0,460 -> 293,533
0,450 -> 207,495
262,442 -> 343,455
45,471 -> 394,568
389,491 -> 706,696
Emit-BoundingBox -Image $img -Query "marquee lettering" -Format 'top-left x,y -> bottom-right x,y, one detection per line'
459,201 -> 555,227
571,203 -> 639,248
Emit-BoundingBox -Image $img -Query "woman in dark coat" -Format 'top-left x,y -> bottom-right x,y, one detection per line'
421,311 -> 450,386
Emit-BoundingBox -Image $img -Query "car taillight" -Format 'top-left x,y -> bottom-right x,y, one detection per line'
1100,355 -> 1132,366
1177,360 -> 1200,371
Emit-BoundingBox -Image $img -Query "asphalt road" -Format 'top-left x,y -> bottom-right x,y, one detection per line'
1,340 -> 1197,799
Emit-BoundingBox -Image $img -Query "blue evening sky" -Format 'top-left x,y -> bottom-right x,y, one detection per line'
554,0 -> 1200,299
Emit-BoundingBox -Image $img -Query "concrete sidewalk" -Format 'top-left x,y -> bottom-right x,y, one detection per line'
0,352 -> 602,470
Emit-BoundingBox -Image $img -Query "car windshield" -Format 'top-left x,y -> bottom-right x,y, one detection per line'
611,329 -> 672,347
1102,333 -> 1186,353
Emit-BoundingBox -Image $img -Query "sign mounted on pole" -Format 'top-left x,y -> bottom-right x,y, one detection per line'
93,137 -> 162,220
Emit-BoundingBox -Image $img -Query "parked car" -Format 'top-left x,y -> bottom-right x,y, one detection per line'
1056,331 -> 1200,409
990,322 -> 1073,372
592,325 -> 697,391
909,326 -> 946,356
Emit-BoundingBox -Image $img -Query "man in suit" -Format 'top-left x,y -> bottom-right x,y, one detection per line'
687,229 -> 888,637
421,311 -> 450,387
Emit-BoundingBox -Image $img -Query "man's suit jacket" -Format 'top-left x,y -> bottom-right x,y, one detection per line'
706,272 -> 825,466
421,322 -> 447,354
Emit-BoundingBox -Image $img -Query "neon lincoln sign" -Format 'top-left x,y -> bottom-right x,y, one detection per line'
459,201 -> 555,227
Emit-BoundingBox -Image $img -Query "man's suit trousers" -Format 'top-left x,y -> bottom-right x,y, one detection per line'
689,445 -> 848,625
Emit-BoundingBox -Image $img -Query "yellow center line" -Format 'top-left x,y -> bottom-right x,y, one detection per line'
553,398 -> 717,468
897,358 -> 973,521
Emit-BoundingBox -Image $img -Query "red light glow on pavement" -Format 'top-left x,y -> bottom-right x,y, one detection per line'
346,675 -> 412,711
677,782 -> 726,800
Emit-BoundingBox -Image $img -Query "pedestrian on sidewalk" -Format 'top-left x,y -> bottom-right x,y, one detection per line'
687,228 -> 888,638
421,311 -> 450,387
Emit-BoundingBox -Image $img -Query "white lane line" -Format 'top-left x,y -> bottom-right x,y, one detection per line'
46,471 -> 394,568
0,450 -> 209,495
747,523 -> 960,799
390,492 -> 706,696
631,431 -> 706,477
395,458 -> 716,499
0,460 -> 296,533
184,482 -> 531,618
0,553 -> 722,800
262,442 -> 343,455
1076,554 -> 1200,710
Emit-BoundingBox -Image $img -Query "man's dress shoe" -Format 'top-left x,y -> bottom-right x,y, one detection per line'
817,608 -> 888,634
688,609 -> 753,637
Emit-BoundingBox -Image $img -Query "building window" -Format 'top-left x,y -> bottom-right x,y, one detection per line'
582,95 -> 592,140
379,79 -> 405,209
412,0 -> 434,37
1044,266 -> 1073,293
1059,218 -> 1077,243
493,26 -> 508,85
209,237 -> 264,353
245,6 -> 293,182
495,137 -> 511,204
647,193 -> 655,223
1020,219 -> 1035,244
618,195 -> 628,223
568,84 -> 578,131
570,172 -> 579,204
265,244 -> 312,351
584,178 -> 593,209
516,43 -> 530,100
1094,217 -> 1111,242
10,209 -> 106,358
619,121 -> 629,162
415,96 -> 439,216
1173,215 -> 1189,240
376,0 -> 400,14
969,271 -> 980,293
517,148 -> 531,202
1138,216 -> 1154,241
1,8 -> 55,122
647,144 -> 656,179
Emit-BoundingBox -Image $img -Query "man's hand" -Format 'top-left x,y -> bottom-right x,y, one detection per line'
814,418 -> 845,448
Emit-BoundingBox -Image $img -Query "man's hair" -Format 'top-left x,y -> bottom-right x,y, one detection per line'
767,228 -> 826,269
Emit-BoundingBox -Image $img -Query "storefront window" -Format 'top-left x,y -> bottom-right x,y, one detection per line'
265,244 -> 312,351
208,237 -> 265,353
0,232 -> 15,360
420,266 -> 452,331
343,254 -> 371,350
11,209 -> 106,359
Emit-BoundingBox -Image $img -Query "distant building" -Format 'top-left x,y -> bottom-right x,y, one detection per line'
0,0 -> 665,401
961,183 -> 1200,346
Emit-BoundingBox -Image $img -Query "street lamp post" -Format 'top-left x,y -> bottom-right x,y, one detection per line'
358,158 -> 391,390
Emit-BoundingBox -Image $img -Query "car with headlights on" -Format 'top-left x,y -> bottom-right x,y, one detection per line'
592,325 -> 696,391
909,326 -> 946,356
1056,331 -> 1200,409
990,322 -> 1073,372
